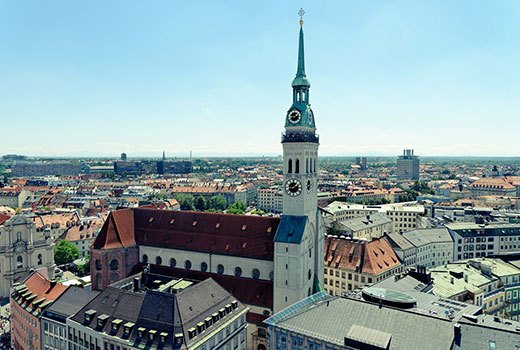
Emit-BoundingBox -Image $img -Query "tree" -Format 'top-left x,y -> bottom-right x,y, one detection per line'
227,201 -> 247,214
173,194 -> 195,210
54,239 -> 80,265
194,196 -> 207,211
78,254 -> 90,275
208,195 -> 228,211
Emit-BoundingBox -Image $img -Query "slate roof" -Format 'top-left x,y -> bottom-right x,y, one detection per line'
274,215 -> 307,244
452,314 -> 520,349
44,286 -> 99,320
93,207 -> 280,260
131,263 -> 273,308
385,232 -> 415,251
70,274 -> 247,350
402,228 -> 453,247
266,294 -> 456,350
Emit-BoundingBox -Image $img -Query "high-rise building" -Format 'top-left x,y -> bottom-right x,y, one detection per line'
396,149 -> 420,180
274,15 -> 324,312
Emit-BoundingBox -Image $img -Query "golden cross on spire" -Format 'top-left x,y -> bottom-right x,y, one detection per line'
298,8 -> 305,26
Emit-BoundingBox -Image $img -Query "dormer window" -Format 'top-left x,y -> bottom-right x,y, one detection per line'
212,312 -> 219,323
85,309 -> 96,322
97,314 -> 109,328
205,317 -> 212,328
225,304 -> 232,313
232,300 -> 238,309
174,333 -> 184,344
123,322 -> 135,336
197,322 -> 205,333
219,308 -> 225,318
188,327 -> 196,339
111,319 -> 122,332
148,330 -> 157,341
160,332 -> 168,343
137,327 -> 145,339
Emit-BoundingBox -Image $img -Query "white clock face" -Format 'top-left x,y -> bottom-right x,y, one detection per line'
285,179 -> 302,196
288,109 -> 301,124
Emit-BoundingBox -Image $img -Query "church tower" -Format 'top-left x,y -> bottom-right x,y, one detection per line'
273,10 -> 324,313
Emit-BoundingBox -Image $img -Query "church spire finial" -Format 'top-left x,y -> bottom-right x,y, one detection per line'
292,9 -> 310,88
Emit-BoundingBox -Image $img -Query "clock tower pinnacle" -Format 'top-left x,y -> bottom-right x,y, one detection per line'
273,10 -> 324,313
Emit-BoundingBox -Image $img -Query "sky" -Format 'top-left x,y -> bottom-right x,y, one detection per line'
0,1 -> 519,158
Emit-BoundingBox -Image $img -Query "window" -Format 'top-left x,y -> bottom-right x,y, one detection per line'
295,159 -> 300,174
252,268 -> 260,279
201,262 -> 208,272
142,254 -> 148,263
16,255 -> 23,269
308,269 -> 312,280
96,260 -> 102,270
37,254 -> 42,265
288,159 -> 292,173
185,260 -> 192,270
110,260 -> 119,270
235,267 -> 242,277
110,273 -> 118,284
155,256 -> 162,265
217,264 -> 224,274
170,258 -> 176,268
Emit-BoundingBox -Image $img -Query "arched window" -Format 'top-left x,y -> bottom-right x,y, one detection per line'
96,259 -> 102,270
37,254 -> 42,265
314,158 -> 317,172
110,259 -> 119,270
252,268 -> 260,280
201,262 -> 208,272
309,158 -> 313,173
16,256 -> 23,269
297,91 -> 301,102
308,269 -> 312,280
155,256 -> 162,266
185,260 -> 192,270
142,254 -> 148,263
170,258 -> 177,268
295,159 -> 300,174
302,91 -> 305,103
217,264 -> 225,274
288,159 -> 292,174
110,273 -> 118,284
306,158 -> 309,173
235,267 -> 242,277
96,273 -> 102,290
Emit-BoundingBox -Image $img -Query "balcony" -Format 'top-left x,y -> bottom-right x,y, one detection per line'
281,132 -> 319,144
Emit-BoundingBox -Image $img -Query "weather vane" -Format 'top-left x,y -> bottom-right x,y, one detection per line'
298,8 -> 305,26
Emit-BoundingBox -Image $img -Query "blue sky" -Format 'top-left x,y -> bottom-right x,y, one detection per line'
1,1 -> 519,157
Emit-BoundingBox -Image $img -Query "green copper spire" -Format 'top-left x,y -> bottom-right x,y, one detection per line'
292,21 -> 310,87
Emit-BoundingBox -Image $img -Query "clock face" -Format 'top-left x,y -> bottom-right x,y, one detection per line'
285,179 -> 302,196
307,179 -> 311,192
288,109 -> 301,124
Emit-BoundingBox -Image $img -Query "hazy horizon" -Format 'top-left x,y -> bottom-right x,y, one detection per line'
1,1 -> 519,157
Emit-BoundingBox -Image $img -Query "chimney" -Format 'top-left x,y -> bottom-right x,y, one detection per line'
50,279 -> 57,288
133,277 -> 141,292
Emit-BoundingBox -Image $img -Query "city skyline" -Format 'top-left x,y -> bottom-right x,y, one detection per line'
1,1 -> 519,157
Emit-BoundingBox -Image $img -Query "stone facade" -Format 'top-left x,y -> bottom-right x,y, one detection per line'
0,213 -> 55,300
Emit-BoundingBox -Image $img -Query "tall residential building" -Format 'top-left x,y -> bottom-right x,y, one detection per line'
396,149 -> 420,180
274,16 -> 324,312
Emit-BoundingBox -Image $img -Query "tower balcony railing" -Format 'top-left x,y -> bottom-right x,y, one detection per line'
281,132 -> 319,143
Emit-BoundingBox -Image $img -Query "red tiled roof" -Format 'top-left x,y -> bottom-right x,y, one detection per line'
325,237 -> 401,275
133,208 -> 279,260
92,207 -> 280,259
132,263 -> 273,308
0,213 -> 10,225
247,312 -> 268,325
21,271 -> 68,311
92,208 -> 135,249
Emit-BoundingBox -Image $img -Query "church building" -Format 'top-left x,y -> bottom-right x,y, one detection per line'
90,15 -> 323,350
